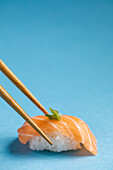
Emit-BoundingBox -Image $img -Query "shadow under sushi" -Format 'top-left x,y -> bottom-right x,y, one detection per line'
9,138 -> 32,155
9,138 -> 93,157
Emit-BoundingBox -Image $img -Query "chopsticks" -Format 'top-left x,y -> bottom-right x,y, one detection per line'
0,59 -> 49,115
0,60 -> 52,145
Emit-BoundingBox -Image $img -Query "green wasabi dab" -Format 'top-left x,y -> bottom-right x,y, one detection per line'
45,107 -> 61,121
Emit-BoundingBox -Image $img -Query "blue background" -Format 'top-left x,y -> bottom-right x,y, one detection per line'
0,0 -> 113,169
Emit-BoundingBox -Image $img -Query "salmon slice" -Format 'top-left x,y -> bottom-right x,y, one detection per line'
17,115 -> 97,155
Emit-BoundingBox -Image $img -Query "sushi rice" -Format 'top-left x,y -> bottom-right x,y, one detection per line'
29,132 -> 81,152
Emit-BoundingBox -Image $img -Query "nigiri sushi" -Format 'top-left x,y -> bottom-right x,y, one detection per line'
17,108 -> 97,155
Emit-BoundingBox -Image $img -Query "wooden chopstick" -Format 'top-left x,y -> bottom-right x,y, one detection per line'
0,59 -> 49,115
0,85 -> 53,145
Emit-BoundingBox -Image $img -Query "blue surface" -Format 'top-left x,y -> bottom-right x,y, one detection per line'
0,0 -> 113,169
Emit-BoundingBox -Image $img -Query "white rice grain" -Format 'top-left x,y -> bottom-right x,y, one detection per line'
29,132 -> 81,152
